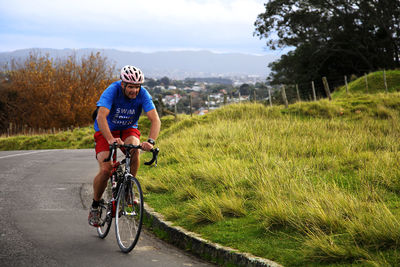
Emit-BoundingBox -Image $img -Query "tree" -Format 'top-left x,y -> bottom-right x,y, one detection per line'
0,52 -> 114,132
239,83 -> 252,96
145,78 -> 158,88
184,78 -> 196,87
254,0 -> 400,94
160,76 -> 170,87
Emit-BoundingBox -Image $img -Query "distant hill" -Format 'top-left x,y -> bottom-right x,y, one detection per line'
0,48 -> 277,79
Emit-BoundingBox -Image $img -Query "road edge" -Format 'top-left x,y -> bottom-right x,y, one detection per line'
143,203 -> 283,267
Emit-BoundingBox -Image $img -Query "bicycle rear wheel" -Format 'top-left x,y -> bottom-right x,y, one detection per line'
97,198 -> 112,238
115,175 -> 143,253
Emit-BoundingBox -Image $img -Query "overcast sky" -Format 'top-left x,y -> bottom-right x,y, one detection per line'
0,0 -> 275,55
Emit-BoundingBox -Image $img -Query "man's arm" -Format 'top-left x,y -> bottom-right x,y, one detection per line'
141,109 -> 161,151
97,107 -> 123,145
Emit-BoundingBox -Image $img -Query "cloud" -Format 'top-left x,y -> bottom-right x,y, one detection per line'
1,0 -> 263,22
0,0 -> 268,53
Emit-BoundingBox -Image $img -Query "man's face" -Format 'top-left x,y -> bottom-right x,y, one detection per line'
124,83 -> 141,99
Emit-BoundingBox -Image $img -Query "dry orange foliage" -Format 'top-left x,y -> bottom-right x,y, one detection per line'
0,52 -> 116,131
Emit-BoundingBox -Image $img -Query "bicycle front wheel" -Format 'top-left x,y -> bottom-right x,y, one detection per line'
97,198 -> 112,239
115,175 -> 143,253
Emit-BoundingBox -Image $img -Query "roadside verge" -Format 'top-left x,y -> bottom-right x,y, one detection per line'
143,203 -> 282,267
80,183 -> 282,267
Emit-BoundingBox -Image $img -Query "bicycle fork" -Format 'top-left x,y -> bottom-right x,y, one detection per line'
122,178 -> 138,216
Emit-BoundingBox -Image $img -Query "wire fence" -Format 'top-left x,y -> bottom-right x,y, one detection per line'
279,69 -> 399,106
249,70 -> 399,109
3,70 -> 399,137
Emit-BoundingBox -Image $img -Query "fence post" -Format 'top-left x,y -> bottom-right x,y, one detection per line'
223,93 -> 227,105
253,90 -> 257,102
322,77 -> 332,101
296,84 -> 301,102
281,85 -> 289,108
190,94 -> 193,117
383,69 -> 388,93
268,88 -> 272,107
344,75 -> 349,94
174,94 -> 178,118
364,73 -> 369,93
311,81 -> 317,101
239,92 -> 241,104
207,95 -> 210,110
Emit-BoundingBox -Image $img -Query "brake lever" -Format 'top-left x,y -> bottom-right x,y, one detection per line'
103,142 -> 117,162
144,147 -> 159,167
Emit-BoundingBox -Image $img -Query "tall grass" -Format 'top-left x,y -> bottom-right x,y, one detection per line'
140,94 -> 400,266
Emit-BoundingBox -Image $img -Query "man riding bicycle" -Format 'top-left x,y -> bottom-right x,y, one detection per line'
89,65 -> 161,227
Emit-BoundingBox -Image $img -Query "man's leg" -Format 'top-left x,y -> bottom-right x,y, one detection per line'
89,152 -> 112,227
124,136 -> 140,177
93,151 -> 112,201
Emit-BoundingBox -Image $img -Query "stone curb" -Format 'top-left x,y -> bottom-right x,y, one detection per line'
143,203 -> 283,267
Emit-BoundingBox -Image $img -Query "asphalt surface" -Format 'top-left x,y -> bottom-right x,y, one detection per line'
0,149 -> 213,267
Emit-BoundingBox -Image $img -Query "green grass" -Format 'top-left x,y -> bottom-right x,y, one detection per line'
286,93 -> 400,121
0,115 -> 184,150
0,126 -> 96,150
139,93 -> 400,266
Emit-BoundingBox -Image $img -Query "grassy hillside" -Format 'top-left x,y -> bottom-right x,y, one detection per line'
332,69 -> 400,98
140,93 -> 400,266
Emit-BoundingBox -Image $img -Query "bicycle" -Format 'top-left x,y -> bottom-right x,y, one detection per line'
96,142 -> 159,253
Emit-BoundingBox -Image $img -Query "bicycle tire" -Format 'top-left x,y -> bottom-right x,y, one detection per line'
97,197 -> 112,238
115,175 -> 143,253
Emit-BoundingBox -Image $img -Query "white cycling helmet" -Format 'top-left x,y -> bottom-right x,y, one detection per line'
120,65 -> 144,84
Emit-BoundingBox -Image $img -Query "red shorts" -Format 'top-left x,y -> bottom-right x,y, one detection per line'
94,128 -> 141,155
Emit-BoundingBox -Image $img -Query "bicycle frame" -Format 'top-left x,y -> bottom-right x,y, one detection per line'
97,142 -> 159,253
106,143 -> 158,215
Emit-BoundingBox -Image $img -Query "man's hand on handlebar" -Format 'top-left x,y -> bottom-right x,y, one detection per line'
140,141 -> 153,152
108,137 -> 124,146
104,142 -> 159,166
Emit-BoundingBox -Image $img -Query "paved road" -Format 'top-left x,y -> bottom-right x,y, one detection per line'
0,149 -> 213,267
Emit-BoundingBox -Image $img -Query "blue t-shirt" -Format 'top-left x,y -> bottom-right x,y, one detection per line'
94,81 -> 155,131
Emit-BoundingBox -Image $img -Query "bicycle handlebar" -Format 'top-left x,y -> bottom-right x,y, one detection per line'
103,142 -> 159,167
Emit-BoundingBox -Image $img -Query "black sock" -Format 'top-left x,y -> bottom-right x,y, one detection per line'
92,199 -> 100,209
